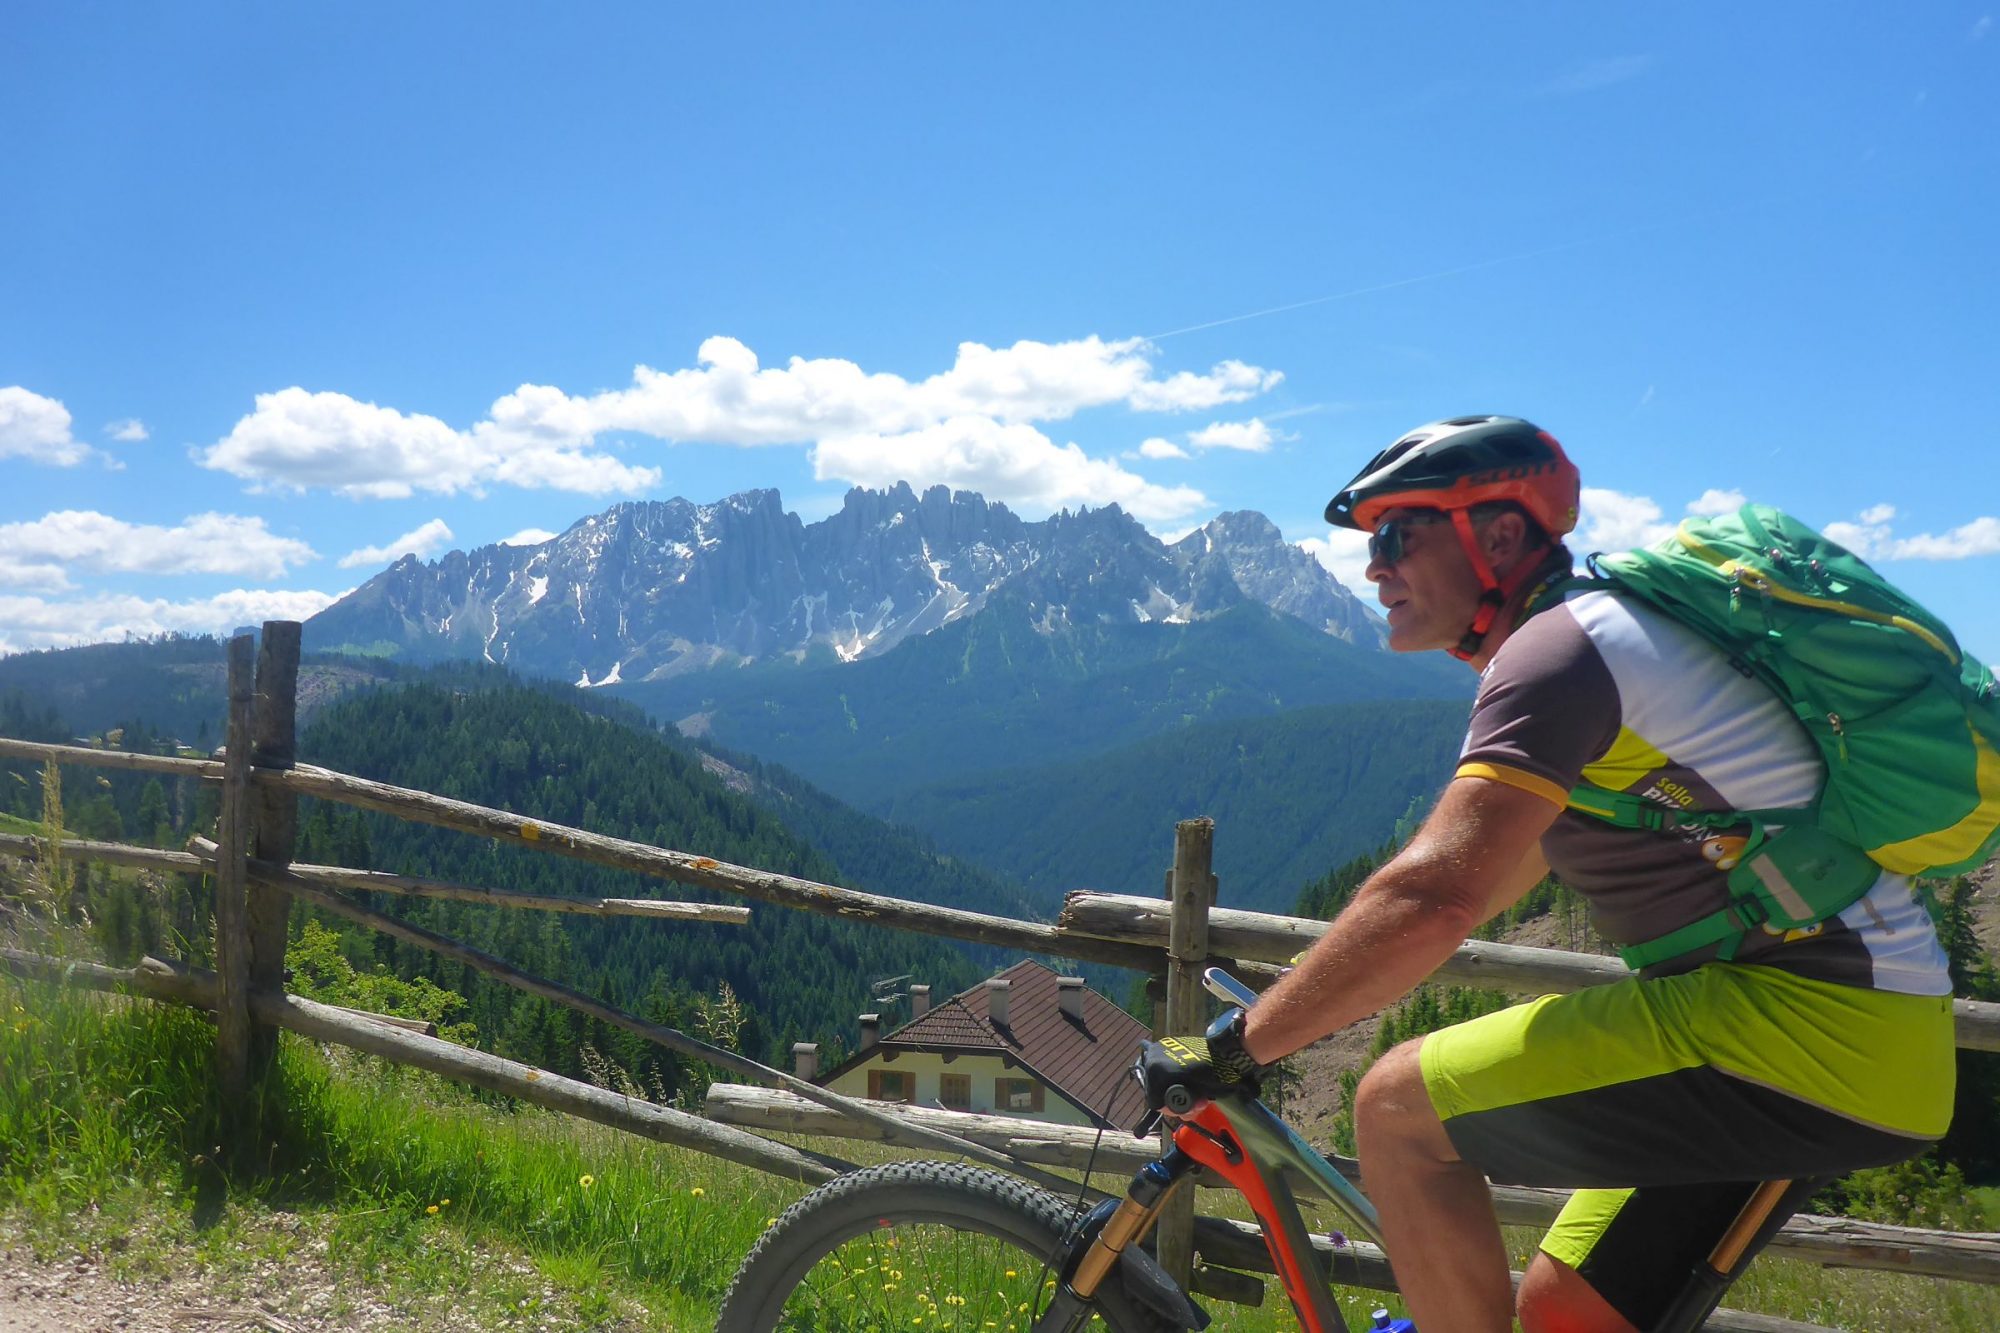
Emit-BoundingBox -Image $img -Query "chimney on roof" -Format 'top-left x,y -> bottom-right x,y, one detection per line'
986,978 -> 1012,1028
910,983 -> 932,1017
1058,976 -> 1086,1021
858,1014 -> 880,1051
792,1042 -> 819,1080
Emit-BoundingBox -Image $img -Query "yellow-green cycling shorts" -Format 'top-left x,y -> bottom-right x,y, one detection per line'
1419,964 -> 1954,1326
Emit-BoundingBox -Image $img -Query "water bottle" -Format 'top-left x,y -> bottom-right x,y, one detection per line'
1369,1309 -> 1416,1332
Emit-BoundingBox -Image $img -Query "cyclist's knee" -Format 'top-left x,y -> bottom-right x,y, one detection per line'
1352,1039 -> 1436,1151
1516,1253 -> 1637,1333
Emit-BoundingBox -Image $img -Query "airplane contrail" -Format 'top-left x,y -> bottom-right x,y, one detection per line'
1142,218 -> 1702,342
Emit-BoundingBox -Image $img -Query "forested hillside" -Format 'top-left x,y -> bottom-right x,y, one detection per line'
0,635 -> 398,748
291,680 -> 1007,1094
614,599 -> 1468,810
880,698 -> 1471,915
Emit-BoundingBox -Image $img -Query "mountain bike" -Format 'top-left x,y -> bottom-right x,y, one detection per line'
715,968 -> 1791,1331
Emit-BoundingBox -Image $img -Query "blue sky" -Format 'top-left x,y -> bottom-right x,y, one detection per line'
4,4 -> 1997,664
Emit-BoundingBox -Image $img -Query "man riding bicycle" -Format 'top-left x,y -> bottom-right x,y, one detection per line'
1178,416 -> 1955,1332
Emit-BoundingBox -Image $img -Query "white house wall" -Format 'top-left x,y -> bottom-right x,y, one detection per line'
824,1051 -> 1097,1128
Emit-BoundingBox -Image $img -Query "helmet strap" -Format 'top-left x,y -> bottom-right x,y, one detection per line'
1445,507 -> 1545,662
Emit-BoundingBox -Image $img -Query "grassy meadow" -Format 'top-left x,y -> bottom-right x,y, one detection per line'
4,966 -> 2000,1331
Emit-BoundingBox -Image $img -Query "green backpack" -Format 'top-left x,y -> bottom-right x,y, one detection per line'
1550,504 -> 2000,970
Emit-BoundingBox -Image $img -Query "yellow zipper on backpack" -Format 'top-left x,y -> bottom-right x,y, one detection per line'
1673,521 -> 1960,664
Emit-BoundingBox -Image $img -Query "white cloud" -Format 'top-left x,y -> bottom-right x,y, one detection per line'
496,335 -> 1280,448
0,387 -> 94,466
1576,487 -> 1674,551
200,386 -> 662,500
1824,506 -> 2000,561
106,418 -> 149,442
1972,15 -> 1992,40
1299,529 -> 1376,595
0,588 -> 344,654
500,527 -> 558,547
0,510 -> 317,592
338,518 -> 455,570
1126,360 -> 1282,412
812,416 -> 1206,522
196,336 -> 1278,517
1685,488 -> 1746,517
1187,418 -> 1275,453
189,338 -> 1276,529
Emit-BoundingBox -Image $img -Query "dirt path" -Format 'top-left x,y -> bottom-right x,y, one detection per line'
0,1235 -> 410,1333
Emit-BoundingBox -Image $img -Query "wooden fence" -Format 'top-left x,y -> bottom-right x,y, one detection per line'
3,620 -> 1998,1332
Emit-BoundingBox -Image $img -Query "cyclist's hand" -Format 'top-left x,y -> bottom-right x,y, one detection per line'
1133,1009 -> 1265,1117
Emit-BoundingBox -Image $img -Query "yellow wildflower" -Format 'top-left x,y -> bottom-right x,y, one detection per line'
579,1174 -> 596,1189
691,1186 -> 705,1198
426,1205 -> 439,1215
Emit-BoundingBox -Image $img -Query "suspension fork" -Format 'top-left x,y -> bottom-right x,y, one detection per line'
1064,1149 -> 1200,1298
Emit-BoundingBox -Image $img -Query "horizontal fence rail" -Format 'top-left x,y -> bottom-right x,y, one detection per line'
0,735 -> 222,780
257,761 -> 1165,972
1060,891 -> 2000,1052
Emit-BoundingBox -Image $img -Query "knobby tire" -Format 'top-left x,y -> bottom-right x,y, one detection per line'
715,1159 -> 1171,1332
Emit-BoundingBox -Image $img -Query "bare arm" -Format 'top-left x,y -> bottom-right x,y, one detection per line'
1240,775 -> 1561,1065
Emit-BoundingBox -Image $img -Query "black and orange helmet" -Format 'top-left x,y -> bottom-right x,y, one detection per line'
1325,415 -> 1580,537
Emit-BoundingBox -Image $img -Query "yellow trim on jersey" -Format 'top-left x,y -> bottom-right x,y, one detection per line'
1578,725 -> 1671,794
1456,761 -> 1569,808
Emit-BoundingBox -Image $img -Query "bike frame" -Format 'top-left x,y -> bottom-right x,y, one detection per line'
1049,968 -> 1395,1332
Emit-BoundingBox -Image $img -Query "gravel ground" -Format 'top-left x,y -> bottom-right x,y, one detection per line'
0,1238 -> 400,1333
0,1210 -> 616,1333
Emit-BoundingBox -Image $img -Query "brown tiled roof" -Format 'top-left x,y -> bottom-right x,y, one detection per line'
827,960 -> 1152,1129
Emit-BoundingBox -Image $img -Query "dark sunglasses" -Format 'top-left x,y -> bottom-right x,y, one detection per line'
1367,512 -> 1447,565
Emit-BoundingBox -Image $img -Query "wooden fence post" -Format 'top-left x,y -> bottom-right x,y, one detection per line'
247,621 -> 302,1072
1156,817 -> 1218,1289
213,634 -> 257,1105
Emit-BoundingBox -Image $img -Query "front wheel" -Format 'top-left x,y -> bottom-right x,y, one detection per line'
716,1159 -> 1169,1331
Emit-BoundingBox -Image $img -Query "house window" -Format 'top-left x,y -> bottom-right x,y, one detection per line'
995,1077 -> 1044,1113
939,1073 -> 972,1111
868,1069 -> 913,1103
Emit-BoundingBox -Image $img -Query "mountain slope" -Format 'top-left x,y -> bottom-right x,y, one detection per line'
879,698 -> 1473,915
614,599 -> 1466,808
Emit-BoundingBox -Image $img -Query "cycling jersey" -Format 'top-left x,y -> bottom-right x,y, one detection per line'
1456,586 -> 1951,995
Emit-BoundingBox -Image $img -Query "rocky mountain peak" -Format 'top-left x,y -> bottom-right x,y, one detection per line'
305,484 -> 1385,683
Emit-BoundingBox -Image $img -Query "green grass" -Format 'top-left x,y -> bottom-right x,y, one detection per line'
0,969 -> 813,1328
0,812 -> 49,837
4,966 -> 1998,1331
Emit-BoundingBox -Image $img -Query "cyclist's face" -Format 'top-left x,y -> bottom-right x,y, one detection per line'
1365,507 -> 1483,653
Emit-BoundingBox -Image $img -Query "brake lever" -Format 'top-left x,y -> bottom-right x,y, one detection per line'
1201,966 -> 1259,1008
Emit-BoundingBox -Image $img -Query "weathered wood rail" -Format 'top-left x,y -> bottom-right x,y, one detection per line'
5,618 -> 1999,1330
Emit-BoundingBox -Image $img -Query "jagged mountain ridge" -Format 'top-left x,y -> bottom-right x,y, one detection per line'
304,483 -> 1382,684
